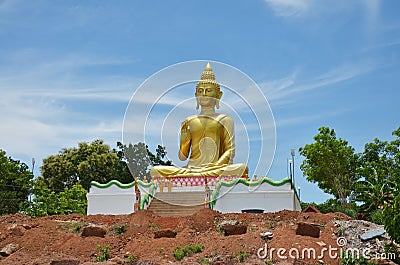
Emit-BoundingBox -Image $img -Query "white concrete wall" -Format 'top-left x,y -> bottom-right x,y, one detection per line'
213,182 -> 301,213
87,185 -> 136,215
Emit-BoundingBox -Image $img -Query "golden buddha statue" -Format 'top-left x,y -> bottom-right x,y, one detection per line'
150,63 -> 248,178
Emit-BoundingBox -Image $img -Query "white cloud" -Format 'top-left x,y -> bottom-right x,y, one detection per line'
262,62 -> 377,106
265,0 -> 314,17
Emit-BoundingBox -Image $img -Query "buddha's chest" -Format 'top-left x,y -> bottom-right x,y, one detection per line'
188,117 -> 224,137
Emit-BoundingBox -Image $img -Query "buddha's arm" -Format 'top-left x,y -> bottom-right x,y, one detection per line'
178,119 -> 191,161
216,117 -> 235,165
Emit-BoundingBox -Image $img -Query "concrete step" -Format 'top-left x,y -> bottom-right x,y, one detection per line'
148,192 -> 206,216
153,192 -> 206,205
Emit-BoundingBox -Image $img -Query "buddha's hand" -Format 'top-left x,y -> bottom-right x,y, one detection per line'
180,120 -> 190,142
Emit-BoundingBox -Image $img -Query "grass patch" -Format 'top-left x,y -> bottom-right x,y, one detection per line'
199,257 -> 210,264
58,220 -> 86,233
109,223 -> 127,236
173,244 -> 204,261
147,223 -> 161,232
94,244 -> 111,262
234,249 -> 251,263
126,255 -> 138,264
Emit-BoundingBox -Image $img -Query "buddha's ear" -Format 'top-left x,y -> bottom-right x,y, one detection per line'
216,91 -> 223,109
196,97 -> 200,110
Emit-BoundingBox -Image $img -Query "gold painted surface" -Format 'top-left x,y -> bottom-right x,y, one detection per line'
150,63 -> 248,178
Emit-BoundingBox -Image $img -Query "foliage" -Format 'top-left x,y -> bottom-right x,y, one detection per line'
369,209 -> 385,225
199,257 -> 210,264
299,127 -> 359,209
341,253 -> 375,265
58,220 -> 86,233
173,244 -> 204,261
383,192 -> 400,243
24,179 -> 87,217
117,142 -> 172,181
109,223 -> 127,236
0,149 -> 33,215
234,249 -> 251,263
41,140 -> 126,191
126,255 -> 138,263
384,242 -> 400,264
357,128 -> 400,241
355,135 -> 397,219
40,140 -> 172,192
95,244 -> 111,262
301,198 -> 359,217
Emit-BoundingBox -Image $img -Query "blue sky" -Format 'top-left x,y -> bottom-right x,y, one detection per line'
0,0 -> 399,203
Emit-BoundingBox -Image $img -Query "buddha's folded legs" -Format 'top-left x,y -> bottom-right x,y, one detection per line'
150,163 -> 248,178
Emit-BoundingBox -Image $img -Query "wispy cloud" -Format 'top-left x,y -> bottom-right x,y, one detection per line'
265,0 -> 381,22
265,0 -> 314,17
262,62 -> 377,106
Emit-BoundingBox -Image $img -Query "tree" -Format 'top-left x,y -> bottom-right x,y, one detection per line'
299,127 -> 359,209
355,128 -> 400,227
24,177 -> 87,217
41,140 -> 123,191
41,140 -> 173,191
380,127 -> 400,242
117,142 -> 172,181
0,149 -> 33,215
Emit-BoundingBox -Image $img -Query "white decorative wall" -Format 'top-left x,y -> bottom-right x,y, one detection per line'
212,179 -> 301,213
86,184 -> 136,215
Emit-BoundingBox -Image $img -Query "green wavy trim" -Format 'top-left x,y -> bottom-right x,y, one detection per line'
90,180 -> 136,189
209,177 -> 291,209
137,180 -> 155,188
139,181 -> 157,210
90,179 -> 158,210
90,179 -> 155,189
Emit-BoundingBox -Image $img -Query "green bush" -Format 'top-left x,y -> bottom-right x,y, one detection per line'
369,209 -> 385,225
235,249 -> 250,263
383,193 -> 400,244
341,253 -> 375,265
24,180 -> 87,217
95,244 -> 111,262
109,223 -> 127,236
173,244 -> 204,261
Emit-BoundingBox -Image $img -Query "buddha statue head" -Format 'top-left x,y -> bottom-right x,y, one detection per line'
195,63 -> 223,110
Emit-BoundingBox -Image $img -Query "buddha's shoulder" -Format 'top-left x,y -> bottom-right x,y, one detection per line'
183,113 -> 232,122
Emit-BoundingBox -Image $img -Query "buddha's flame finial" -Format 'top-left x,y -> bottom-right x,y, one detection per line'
197,62 -> 220,91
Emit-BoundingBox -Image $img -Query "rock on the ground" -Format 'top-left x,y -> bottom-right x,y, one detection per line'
81,224 -> 107,238
220,224 -> 247,236
0,243 -> 20,257
260,231 -> 274,240
154,229 -> 177,238
360,229 -> 386,241
333,219 -> 393,257
295,222 -> 320,238
8,224 -> 25,236
50,260 -> 80,265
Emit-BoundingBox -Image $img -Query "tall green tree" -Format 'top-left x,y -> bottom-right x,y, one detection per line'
0,149 -> 33,215
41,140 -> 123,191
355,128 -> 399,224
117,142 -> 172,181
299,127 -> 359,209
378,127 -> 400,242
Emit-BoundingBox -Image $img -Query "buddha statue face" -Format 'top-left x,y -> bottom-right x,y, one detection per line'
195,82 -> 223,109
195,63 -> 223,109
